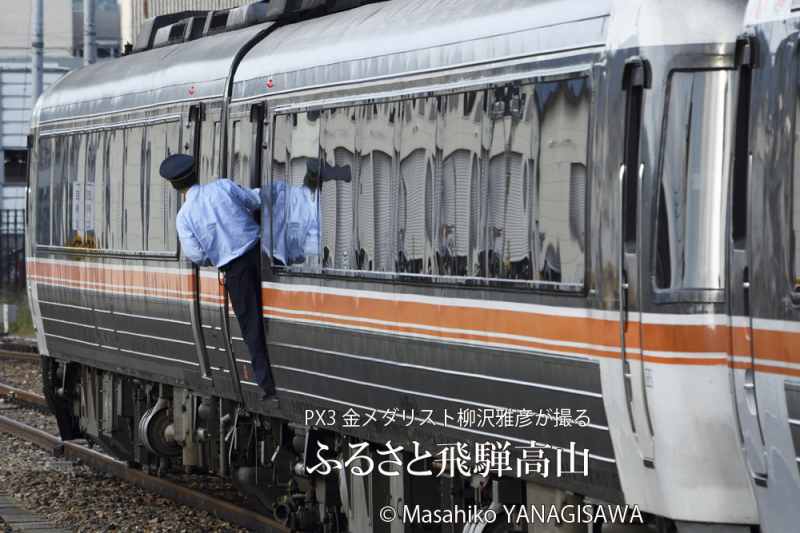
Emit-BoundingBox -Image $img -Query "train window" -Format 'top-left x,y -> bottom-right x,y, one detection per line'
66,135 -> 86,247
106,129 -> 125,250
398,98 -> 436,275
535,79 -> 590,285
146,122 -> 180,252
794,90 -> 800,291
199,114 -> 221,184
230,119 -> 255,187
321,107 -> 356,270
35,137 -> 52,245
267,78 -> 590,288
123,127 -> 145,251
51,136 -> 68,247
267,113 -> 290,264
85,132 -> 102,249
266,112 -> 321,267
356,103 -> 397,272
437,92 -> 483,277
483,87 -> 534,280
655,71 -> 734,290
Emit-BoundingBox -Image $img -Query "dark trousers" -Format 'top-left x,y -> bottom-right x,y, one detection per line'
222,246 -> 275,392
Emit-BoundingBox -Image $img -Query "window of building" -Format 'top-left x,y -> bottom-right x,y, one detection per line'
655,70 -> 734,291
4,150 -> 28,184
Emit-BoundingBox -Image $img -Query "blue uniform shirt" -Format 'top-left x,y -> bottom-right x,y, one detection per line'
263,181 -> 319,265
176,179 -> 261,268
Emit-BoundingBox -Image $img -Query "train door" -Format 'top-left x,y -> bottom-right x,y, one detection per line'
224,102 -> 266,401
729,37 -> 768,485
182,102 -> 242,400
619,58 -> 656,466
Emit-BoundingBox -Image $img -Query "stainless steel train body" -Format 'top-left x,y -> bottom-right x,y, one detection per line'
25,0 -> 775,531
726,3 -> 800,532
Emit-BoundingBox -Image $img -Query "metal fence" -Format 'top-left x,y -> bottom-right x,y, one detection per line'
0,209 -> 25,291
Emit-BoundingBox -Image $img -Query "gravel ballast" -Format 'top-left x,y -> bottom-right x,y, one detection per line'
0,362 -> 252,532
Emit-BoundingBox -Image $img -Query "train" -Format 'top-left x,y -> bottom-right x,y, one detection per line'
22,0 -> 800,531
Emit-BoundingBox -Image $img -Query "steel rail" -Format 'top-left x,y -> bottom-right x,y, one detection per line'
0,413 -> 289,533
0,349 -> 39,363
0,382 -> 48,408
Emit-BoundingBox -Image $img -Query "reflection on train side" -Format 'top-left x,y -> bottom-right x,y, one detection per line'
265,78 -> 590,285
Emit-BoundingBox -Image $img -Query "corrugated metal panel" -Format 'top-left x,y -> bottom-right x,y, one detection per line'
1,61 -> 76,149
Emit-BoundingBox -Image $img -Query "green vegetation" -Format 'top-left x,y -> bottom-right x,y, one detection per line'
1,290 -> 35,338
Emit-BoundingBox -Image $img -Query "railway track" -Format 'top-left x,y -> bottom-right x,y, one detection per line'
0,347 -> 39,363
0,384 -> 288,533
0,381 -> 47,408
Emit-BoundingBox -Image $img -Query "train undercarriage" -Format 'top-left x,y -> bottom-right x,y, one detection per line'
40,356 -> 716,533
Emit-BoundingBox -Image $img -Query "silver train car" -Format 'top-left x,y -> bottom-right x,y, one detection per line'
730,2 -> 800,533
25,0 -> 785,531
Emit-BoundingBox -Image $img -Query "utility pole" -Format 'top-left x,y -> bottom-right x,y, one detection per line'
84,0 -> 97,65
31,0 -> 43,103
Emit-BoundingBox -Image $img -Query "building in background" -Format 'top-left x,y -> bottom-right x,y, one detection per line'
118,0 -> 245,49
0,0 -> 120,212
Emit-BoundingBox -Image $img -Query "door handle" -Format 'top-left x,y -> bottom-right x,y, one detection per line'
618,164 -> 629,329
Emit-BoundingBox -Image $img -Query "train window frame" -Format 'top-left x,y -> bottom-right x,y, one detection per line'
791,59 -> 800,301
265,71 -> 593,294
33,116 -> 183,260
651,68 -> 736,304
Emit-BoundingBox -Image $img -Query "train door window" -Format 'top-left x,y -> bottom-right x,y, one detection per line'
106,129 -> 125,250
437,91 -> 484,277
199,107 -> 222,184
51,136 -> 68,246
146,121 -> 180,252
356,103 -> 397,272
123,127 -> 145,251
35,137 -> 52,245
534,79 -> 590,286
268,114 -> 290,264
230,118 -> 255,187
321,107 -> 356,270
397,98 -> 437,275
655,71 -> 735,290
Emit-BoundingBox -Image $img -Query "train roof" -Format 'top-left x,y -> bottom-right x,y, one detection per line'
34,22 -> 272,124
35,0 -> 748,124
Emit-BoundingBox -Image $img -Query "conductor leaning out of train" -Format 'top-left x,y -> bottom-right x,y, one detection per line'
158,155 -> 352,400
159,153 -> 277,398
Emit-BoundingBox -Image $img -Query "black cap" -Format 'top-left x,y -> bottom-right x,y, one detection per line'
159,154 -> 197,190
